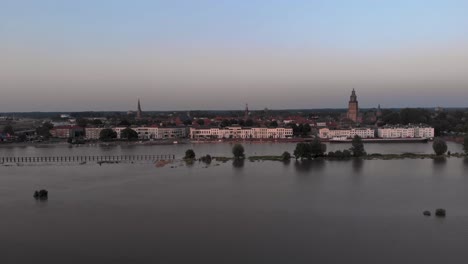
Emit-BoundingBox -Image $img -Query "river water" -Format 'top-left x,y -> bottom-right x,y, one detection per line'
1,142 -> 467,264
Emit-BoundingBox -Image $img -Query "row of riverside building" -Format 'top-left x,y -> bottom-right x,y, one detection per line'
319,125 -> 434,139
81,126 -> 294,140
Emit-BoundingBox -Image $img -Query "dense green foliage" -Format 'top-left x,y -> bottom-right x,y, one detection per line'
287,123 -> 311,137
118,120 -> 131,127
281,151 -> 291,161
99,128 -> 117,141
200,154 -> 212,164
310,138 -> 327,157
327,150 -> 352,159
293,139 -> 326,159
120,128 -> 139,140
232,144 -> 245,159
184,149 -> 196,160
294,143 -> 311,159
432,138 -> 448,156
350,135 -> 366,157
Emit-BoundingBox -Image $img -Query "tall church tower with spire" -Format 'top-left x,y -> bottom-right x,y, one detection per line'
244,103 -> 249,120
347,89 -> 359,123
136,98 -> 143,119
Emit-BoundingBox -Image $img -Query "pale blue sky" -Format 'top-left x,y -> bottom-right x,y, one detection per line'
1,0 -> 468,111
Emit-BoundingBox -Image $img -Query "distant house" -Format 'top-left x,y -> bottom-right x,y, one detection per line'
50,126 -> 84,138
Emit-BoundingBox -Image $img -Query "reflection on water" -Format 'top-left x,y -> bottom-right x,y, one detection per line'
184,159 -> 195,167
232,159 -> 245,168
352,158 -> 364,173
294,159 -> 325,173
1,147 -> 468,264
433,156 -> 447,167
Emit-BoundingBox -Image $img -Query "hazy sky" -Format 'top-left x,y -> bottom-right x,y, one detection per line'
1,0 -> 468,111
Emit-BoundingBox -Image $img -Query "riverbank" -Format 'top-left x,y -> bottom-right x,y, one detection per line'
210,152 -> 467,163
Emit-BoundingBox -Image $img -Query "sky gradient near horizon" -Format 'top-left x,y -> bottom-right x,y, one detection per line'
1,0 -> 468,111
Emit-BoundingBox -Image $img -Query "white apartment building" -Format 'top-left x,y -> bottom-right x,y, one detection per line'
133,127 -> 188,139
377,127 -> 415,138
377,126 -> 434,139
190,126 -> 293,139
415,127 -> 435,138
84,127 -> 105,139
86,127 -> 188,140
319,128 -> 375,139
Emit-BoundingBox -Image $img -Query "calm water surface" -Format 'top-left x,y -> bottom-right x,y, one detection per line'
1,143 -> 467,264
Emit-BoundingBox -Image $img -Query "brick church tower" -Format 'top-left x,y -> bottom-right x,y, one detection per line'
347,89 -> 359,123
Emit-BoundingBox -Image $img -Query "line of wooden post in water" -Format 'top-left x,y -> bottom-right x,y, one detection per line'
0,155 -> 175,163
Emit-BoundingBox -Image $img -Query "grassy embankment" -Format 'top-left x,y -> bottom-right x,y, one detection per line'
208,153 -> 467,162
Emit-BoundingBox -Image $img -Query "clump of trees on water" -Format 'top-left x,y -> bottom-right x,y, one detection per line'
281,151 -> 291,161
327,150 -> 353,159
350,135 -> 366,157
232,144 -> 245,159
293,138 -> 327,159
184,149 -> 196,160
200,154 -> 212,164
296,135 -> 366,160
432,138 -> 448,156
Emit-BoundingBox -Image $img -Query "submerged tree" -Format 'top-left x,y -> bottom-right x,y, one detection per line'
232,144 -> 245,159
294,139 -> 326,159
281,151 -> 291,161
432,137 -> 448,156
294,142 -> 311,160
350,135 -> 366,157
184,149 -> 196,160
310,138 -> 326,158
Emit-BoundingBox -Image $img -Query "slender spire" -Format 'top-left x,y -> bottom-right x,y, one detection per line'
244,103 -> 249,120
136,98 -> 142,119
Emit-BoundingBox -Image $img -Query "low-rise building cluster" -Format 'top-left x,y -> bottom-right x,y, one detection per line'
83,126 -> 293,140
319,125 -> 434,139
189,126 -> 293,139
85,126 -> 189,140
319,128 -> 375,139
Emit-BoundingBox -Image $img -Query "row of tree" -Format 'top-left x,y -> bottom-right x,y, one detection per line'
293,136 -> 366,159
99,128 -> 138,141
184,144 -> 245,160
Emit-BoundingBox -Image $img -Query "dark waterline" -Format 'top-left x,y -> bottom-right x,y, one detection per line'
1,144 -> 467,264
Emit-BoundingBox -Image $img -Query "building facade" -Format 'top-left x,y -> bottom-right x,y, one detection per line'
84,127 -> 105,139
319,128 -> 375,139
190,126 -> 293,139
377,126 -> 434,139
85,126 -> 188,140
50,126 -> 84,138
